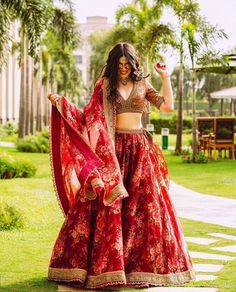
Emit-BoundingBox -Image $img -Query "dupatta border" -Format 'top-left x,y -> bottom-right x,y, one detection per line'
49,107 -> 68,218
103,183 -> 128,206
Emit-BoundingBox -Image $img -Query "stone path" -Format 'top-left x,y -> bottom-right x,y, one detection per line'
58,286 -> 218,292
0,141 -> 15,148
169,180 -> 236,229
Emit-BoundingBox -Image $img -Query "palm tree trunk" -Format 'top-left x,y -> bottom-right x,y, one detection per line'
175,39 -> 184,153
18,29 -> 26,138
25,40 -> 30,136
36,53 -> 43,132
30,66 -> 35,134
191,69 -> 198,161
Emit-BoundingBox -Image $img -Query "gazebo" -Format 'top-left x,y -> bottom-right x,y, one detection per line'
210,86 -> 236,116
196,54 -> 236,116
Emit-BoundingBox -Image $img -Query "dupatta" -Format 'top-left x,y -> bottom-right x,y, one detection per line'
50,78 -> 128,218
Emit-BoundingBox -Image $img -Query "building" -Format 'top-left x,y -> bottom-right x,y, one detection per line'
75,16 -> 113,88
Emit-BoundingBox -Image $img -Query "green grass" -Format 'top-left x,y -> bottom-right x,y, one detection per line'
162,150 -> 236,199
0,133 -> 17,143
0,146 -> 236,291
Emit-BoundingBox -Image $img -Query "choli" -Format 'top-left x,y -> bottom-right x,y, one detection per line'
115,78 -> 165,115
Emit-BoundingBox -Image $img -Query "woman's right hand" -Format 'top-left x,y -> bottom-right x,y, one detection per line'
47,93 -> 60,106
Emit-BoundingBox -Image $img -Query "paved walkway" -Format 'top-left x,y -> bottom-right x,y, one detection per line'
169,180 -> 236,229
0,141 -> 15,148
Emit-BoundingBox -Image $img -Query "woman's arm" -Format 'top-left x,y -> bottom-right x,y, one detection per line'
154,62 -> 174,113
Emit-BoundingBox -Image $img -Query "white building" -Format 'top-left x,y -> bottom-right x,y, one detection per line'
75,16 -> 113,88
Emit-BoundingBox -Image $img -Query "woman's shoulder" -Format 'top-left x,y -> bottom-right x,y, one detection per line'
94,76 -> 108,89
136,76 -> 150,87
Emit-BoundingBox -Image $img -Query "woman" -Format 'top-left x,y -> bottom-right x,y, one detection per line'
47,42 -> 195,289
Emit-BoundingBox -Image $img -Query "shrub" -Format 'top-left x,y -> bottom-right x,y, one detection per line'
14,160 -> 37,178
0,202 -> 24,231
150,115 -> 192,134
181,151 -> 208,164
16,129 -> 49,153
3,121 -> 18,135
0,153 -> 36,179
0,155 -> 17,178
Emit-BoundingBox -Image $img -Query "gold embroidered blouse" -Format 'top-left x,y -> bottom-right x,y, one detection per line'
115,78 -> 165,114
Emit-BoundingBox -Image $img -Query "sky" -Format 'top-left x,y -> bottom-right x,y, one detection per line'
72,0 -> 236,70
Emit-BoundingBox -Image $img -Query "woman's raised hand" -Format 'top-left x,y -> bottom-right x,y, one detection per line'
154,62 -> 170,79
47,93 -> 60,107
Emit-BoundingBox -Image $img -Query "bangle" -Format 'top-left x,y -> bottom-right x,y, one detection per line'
161,75 -> 170,80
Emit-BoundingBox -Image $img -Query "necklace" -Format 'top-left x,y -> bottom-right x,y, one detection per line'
119,76 -> 131,86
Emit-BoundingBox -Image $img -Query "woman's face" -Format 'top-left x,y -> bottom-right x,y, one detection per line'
118,56 -> 131,78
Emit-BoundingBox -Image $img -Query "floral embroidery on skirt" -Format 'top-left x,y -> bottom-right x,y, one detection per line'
48,130 -> 195,289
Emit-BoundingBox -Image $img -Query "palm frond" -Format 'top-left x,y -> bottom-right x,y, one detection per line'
0,4 -> 12,66
116,4 -> 145,28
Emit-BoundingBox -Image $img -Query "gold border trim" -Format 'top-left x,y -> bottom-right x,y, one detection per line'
48,267 -> 195,288
103,183 -> 129,206
126,268 -> 196,286
86,270 -> 126,288
48,267 -> 87,283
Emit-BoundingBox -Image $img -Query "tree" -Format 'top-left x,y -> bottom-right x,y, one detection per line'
116,0 -> 174,126
182,19 -> 227,161
169,0 -> 200,154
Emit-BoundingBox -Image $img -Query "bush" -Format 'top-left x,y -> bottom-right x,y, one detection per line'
181,151 -> 208,164
16,129 -> 49,153
0,122 -> 18,140
14,160 -> 37,178
150,115 -> 192,134
0,202 -> 24,231
0,153 -> 36,179
0,156 -> 16,178
3,121 -> 18,135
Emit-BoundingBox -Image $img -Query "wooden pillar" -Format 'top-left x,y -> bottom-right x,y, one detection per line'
220,99 -> 224,116
230,98 -> 234,116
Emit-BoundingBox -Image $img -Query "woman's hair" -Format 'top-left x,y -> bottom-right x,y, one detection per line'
102,42 -> 145,101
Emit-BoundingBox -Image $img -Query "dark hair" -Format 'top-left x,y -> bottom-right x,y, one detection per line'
102,42 -> 145,101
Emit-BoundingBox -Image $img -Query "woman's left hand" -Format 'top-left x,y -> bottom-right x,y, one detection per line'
154,62 -> 170,79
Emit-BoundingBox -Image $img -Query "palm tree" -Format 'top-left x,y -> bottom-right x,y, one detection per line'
169,0 -> 200,154
182,19 -> 227,161
116,0 -> 173,126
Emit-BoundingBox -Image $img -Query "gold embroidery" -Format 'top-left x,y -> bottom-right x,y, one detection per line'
86,270 -> 126,288
85,190 -> 97,200
103,183 -> 129,206
126,268 -> 196,285
102,78 -> 116,147
91,178 -> 104,188
48,267 -> 87,282
48,267 -> 195,288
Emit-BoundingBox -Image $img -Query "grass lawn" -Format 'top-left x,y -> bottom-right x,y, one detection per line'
0,146 -> 236,291
162,150 -> 236,200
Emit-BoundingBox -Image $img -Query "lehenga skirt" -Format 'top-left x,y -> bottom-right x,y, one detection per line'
48,128 -> 195,289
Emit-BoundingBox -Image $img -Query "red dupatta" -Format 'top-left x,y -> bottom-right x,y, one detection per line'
50,78 -> 129,217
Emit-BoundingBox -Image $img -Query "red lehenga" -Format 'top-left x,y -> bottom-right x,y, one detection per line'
48,78 -> 195,289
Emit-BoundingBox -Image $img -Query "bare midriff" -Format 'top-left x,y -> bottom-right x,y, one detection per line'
115,112 -> 143,130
